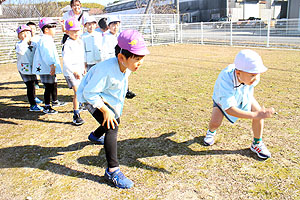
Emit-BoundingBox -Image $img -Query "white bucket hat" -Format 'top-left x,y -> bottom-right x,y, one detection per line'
234,49 -> 267,74
84,16 -> 97,25
107,15 -> 120,25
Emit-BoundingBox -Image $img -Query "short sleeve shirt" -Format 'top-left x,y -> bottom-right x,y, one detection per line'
212,64 -> 259,123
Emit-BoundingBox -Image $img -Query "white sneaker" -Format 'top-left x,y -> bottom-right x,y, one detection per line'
250,141 -> 271,159
203,130 -> 216,146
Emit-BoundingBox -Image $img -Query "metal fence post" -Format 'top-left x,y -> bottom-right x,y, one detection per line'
266,17 -> 271,47
230,20 -> 233,46
150,14 -> 154,46
201,22 -> 203,45
174,14 -> 176,44
180,23 -> 183,43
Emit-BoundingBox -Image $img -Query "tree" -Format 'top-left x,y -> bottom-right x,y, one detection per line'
1,0 -> 62,18
0,0 -> 104,18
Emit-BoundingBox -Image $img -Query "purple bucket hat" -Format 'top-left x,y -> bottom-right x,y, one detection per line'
65,18 -> 81,31
39,17 -> 57,29
117,29 -> 149,56
16,25 -> 32,34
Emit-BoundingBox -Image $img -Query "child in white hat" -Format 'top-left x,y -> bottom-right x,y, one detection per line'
82,16 -> 103,72
203,49 -> 275,159
101,15 -> 121,61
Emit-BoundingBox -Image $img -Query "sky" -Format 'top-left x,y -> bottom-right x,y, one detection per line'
3,0 -> 115,6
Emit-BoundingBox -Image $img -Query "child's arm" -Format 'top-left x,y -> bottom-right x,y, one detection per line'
226,106 -> 275,119
50,64 -> 56,76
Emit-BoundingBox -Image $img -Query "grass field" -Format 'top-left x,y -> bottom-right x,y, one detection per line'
0,44 -> 299,200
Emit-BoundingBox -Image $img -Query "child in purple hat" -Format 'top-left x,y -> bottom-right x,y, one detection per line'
33,17 -> 67,114
62,18 -> 85,125
77,29 -> 149,189
15,24 -> 43,112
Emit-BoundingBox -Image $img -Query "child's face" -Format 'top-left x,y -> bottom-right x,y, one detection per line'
109,22 -> 120,35
85,22 -> 96,33
236,70 -> 260,85
71,1 -> 81,15
28,25 -> 36,35
122,56 -> 145,72
44,26 -> 56,37
18,30 -> 31,41
67,30 -> 81,40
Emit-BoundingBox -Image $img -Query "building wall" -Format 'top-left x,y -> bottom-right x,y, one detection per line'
288,0 -> 300,19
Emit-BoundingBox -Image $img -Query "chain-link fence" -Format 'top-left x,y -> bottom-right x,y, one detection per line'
0,14 -> 299,64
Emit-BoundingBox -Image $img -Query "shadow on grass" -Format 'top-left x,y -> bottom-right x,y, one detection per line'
0,132 -> 264,188
0,93 -> 73,125
0,80 -> 25,90
0,78 -> 69,90
0,141 -> 106,185
78,132 -> 263,175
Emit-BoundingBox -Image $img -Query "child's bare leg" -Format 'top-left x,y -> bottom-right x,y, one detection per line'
250,98 -> 271,159
204,107 -> 224,146
251,99 -> 263,139
72,86 -> 79,110
208,107 -> 224,132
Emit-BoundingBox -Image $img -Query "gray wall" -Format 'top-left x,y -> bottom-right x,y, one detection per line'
288,0 -> 300,19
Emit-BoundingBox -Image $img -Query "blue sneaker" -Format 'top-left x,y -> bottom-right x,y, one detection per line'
88,132 -> 105,145
29,105 -> 43,112
35,97 -> 43,104
104,168 -> 134,189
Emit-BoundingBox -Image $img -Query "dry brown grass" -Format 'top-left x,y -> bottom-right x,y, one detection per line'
0,44 -> 299,200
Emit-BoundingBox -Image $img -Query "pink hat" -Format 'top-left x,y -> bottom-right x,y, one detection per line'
118,29 -> 149,56
65,18 -> 81,31
16,25 -> 32,34
39,17 -> 57,29
234,49 -> 267,74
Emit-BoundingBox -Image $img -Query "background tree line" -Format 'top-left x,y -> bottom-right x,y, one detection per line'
0,0 -> 104,19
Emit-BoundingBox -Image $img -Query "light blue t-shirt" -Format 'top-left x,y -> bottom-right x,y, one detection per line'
77,57 -> 131,119
212,64 -> 259,123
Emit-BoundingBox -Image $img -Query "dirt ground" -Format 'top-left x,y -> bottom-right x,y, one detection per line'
0,44 -> 299,200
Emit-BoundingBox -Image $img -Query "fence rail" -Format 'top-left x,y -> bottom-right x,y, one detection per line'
0,15 -> 300,64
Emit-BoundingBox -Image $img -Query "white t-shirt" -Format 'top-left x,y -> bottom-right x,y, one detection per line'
82,31 -> 103,65
101,32 -> 118,61
62,38 -> 85,78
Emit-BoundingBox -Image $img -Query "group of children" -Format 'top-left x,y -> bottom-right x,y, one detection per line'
15,13 -> 134,125
15,4 -> 276,190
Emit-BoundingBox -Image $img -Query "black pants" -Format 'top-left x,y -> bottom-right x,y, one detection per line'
43,83 -> 58,105
24,81 -> 36,106
92,109 -> 120,168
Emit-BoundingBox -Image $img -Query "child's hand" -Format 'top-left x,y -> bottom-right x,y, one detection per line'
255,106 -> 275,119
73,72 -> 81,80
50,65 -> 56,76
100,105 -> 119,129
